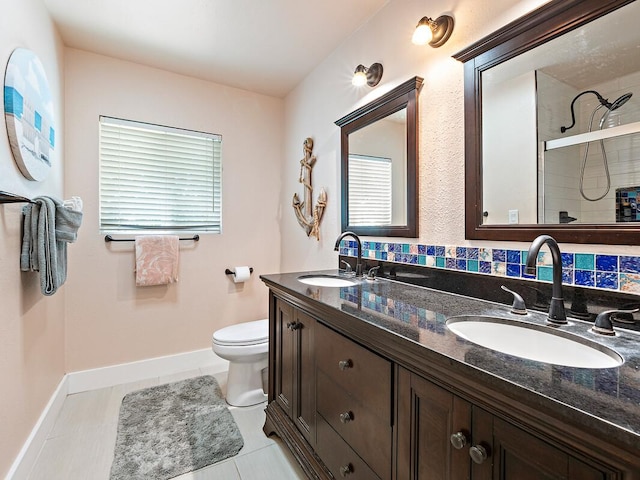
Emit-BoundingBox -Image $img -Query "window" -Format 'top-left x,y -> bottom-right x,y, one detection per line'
348,154 -> 392,226
99,116 -> 222,234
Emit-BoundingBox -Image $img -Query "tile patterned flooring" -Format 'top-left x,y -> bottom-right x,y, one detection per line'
27,367 -> 306,479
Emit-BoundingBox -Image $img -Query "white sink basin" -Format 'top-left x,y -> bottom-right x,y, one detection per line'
297,274 -> 358,287
446,315 -> 623,369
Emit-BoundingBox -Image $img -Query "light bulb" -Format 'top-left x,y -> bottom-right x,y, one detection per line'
352,66 -> 367,86
412,17 -> 433,45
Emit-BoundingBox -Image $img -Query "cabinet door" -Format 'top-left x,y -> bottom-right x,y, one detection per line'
472,408 -> 613,480
274,299 -> 295,419
294,309 -> 316,446
396,367 -> 472,480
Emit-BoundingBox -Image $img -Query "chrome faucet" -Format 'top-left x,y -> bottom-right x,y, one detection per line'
334,231 -> 363,277
525,235 -> 567,324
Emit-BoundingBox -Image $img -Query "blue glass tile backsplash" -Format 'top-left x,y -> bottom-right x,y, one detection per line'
338,240 -> 640,294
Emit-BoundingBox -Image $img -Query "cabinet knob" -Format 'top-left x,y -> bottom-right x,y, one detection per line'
469,444 -> 489,464
450,431 -> 468,450
339,464 -> 353,476
286,322 -> 302,330
339,411 -> 353,423
338,359 -> 353,370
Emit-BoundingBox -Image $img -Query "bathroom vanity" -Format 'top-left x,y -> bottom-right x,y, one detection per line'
261,271 -> 640,480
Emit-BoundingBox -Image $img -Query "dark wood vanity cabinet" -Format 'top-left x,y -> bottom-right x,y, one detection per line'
265,290 -> 634,480
267,292 -> 393,479
396,367 -> 615,480
272,296 -> 316,446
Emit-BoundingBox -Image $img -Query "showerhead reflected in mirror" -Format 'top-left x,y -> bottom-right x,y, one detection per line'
555,90 -> 634,203
560,90 -> 633,133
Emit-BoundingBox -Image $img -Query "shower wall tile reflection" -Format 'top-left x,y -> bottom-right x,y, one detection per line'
539,68 -> 640,225
339,240 -> 640,294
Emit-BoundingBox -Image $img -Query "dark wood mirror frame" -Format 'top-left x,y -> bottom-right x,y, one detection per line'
335,76 -> 423,237
454,0 -> 637,245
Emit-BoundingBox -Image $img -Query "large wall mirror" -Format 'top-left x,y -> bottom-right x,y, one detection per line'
335,76 -> 423,237
455,0 -> 640,244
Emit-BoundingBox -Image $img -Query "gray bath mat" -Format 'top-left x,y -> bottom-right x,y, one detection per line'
110,375 -> 244,480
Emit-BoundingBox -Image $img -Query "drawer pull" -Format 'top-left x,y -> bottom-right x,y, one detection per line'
339,464 -> 353,477
469,444 -> 489,464
338,359 -> 353,370
339,411 -> 353,423
286,322 -> 302,330
450,431 -> 468,450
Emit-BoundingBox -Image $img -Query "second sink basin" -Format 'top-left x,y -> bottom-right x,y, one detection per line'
446,315 -> 623,369
297,274 -> 358,287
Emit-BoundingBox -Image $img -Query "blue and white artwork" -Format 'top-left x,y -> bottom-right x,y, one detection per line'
4,48 -> 55,181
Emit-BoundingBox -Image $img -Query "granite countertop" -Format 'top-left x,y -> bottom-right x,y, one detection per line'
261,269 -> 640,452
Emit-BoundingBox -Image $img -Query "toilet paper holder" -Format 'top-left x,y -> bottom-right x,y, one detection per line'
225,267 -> 253,275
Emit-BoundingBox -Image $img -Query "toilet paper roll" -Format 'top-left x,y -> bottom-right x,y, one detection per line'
233,266 -> 251,283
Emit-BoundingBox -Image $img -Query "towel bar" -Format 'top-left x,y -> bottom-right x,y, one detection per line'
104,234 -> 200,242
0,190 -> 35,204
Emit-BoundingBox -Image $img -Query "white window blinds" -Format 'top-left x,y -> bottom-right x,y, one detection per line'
348,154 -> 392,226
99,116 -> 222,233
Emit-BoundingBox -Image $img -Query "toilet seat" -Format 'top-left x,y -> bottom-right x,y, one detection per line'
213,319 -> 268,346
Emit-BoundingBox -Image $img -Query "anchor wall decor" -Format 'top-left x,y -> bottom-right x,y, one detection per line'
292,137 -> 327,240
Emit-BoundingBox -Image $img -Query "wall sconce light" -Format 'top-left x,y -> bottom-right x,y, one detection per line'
411,14 -> 454,48
352,62 -> 383,87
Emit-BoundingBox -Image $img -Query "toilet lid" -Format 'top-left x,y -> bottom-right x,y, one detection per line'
213,319 -> 269,346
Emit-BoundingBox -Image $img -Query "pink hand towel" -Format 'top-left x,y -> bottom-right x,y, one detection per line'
135,235 -> 179,286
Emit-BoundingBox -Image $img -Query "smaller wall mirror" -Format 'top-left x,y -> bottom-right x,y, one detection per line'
335,77 -> 423,237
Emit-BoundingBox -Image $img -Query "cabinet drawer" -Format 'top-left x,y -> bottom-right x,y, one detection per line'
316,415 -> 381,480
315,323 -> 391,422
317,370 -> 391,479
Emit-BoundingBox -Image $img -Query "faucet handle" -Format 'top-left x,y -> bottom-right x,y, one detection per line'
592,308 -> 639,336
341,260 -> 353,274
501,285 -> 527,315
366,266 -> 380,280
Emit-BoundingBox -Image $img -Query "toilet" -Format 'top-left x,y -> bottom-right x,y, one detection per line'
212,319 -> 269,407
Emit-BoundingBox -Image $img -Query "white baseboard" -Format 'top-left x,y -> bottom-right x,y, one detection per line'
7,349 -> 228,479
67,348 -> 229,394
6,375 -> 69,480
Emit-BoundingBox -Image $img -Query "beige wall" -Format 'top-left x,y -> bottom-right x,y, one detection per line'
63,49 -> 284,372
0,0 -> 66,476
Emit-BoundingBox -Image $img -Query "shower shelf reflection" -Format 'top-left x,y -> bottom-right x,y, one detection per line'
545,121 -> 640,151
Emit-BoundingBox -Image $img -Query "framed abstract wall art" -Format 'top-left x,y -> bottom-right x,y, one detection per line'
4,48 -> 56,181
